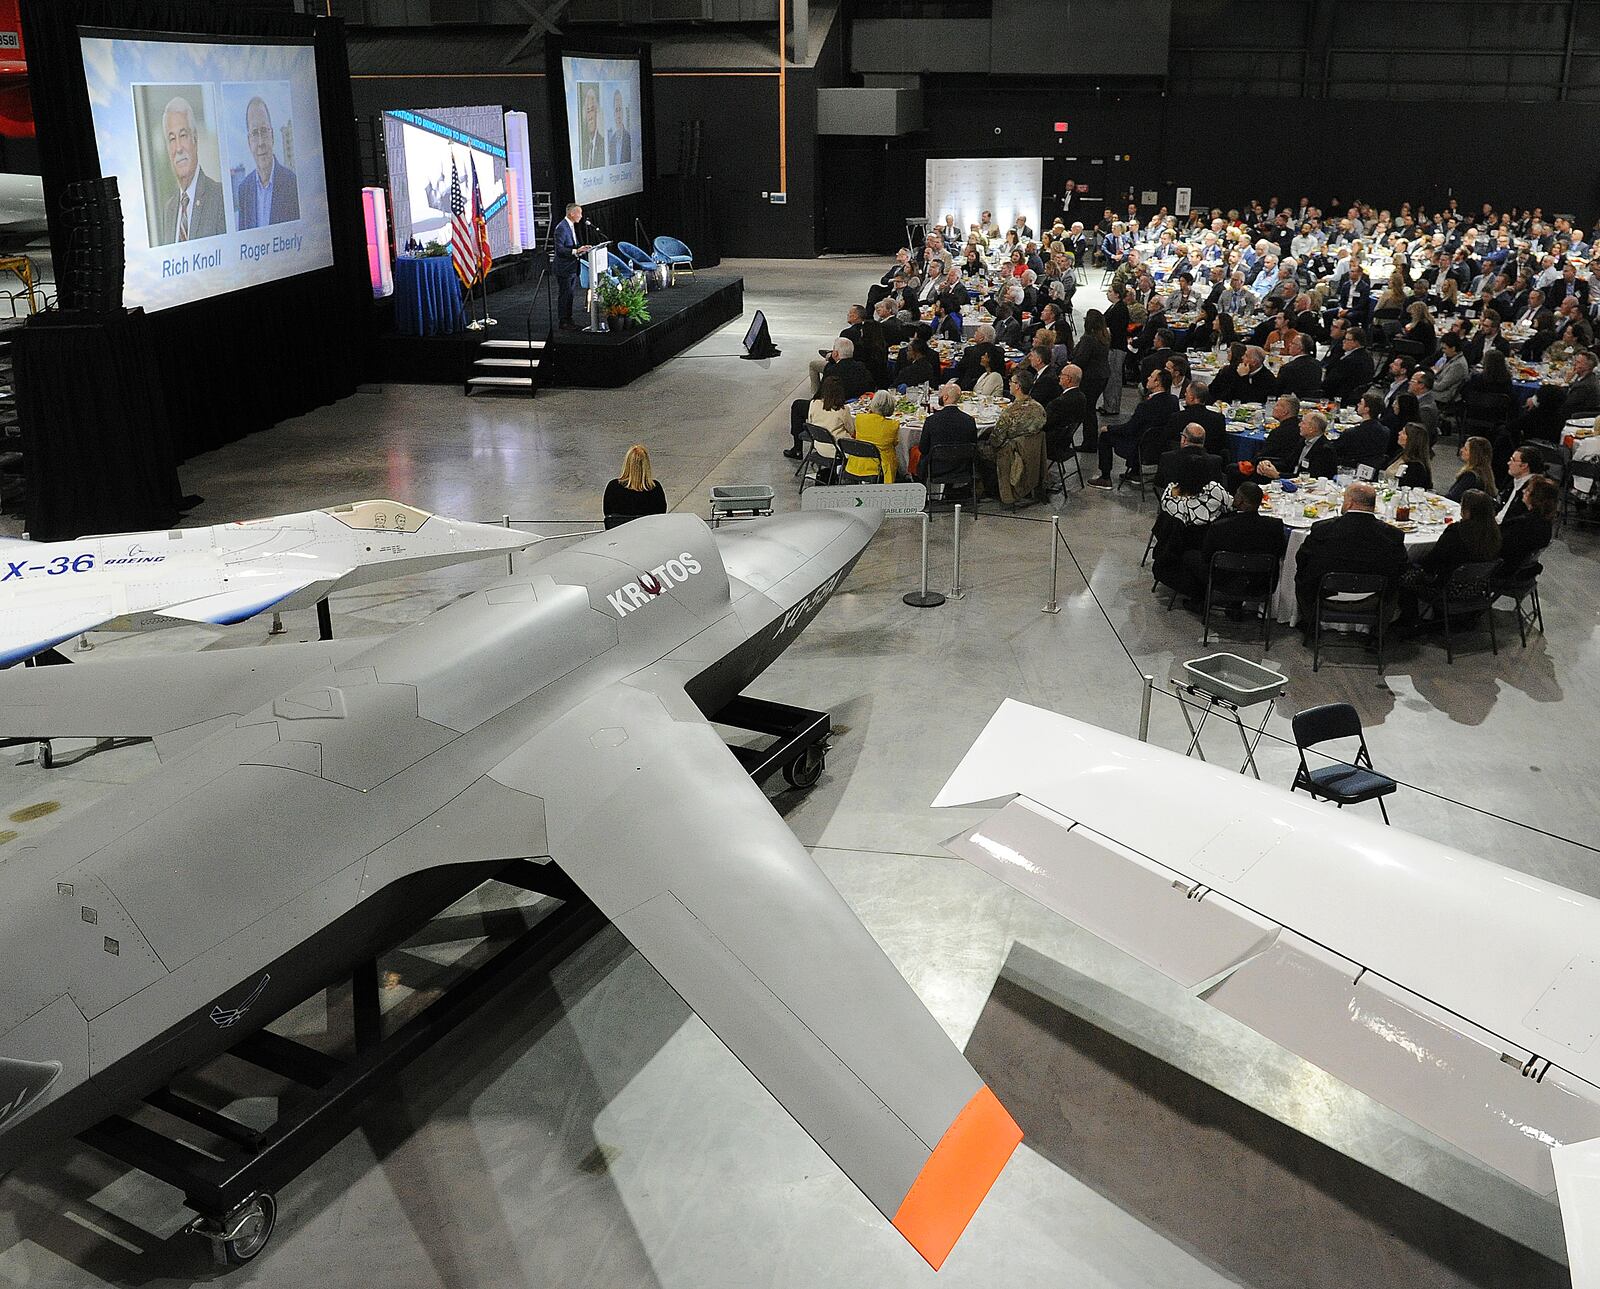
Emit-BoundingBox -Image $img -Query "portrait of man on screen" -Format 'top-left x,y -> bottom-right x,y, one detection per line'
151,91 -> 226,246
577,82 -> 606,172
234,93 -> 300,230
607,86 -> 632,165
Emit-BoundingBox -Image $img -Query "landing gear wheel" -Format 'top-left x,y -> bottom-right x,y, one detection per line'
783,746 -> 825,789
34,740 -> 52,770
206,1192 -> 276,1265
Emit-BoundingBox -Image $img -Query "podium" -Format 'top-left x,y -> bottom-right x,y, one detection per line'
586,241 -> 611,332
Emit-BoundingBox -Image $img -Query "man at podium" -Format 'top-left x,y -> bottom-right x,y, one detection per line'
553,201 -> 591,330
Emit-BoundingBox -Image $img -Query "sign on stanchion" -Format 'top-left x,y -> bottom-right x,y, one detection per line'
799,482 -> 928,518
799,484 -> 943,607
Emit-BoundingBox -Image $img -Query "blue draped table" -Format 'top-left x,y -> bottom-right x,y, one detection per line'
394,255 -> 465,337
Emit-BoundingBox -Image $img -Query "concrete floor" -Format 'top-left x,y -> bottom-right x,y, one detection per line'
0,256 -> 1594,1287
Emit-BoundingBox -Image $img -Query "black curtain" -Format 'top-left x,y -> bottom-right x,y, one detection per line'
18,0 -> 368,464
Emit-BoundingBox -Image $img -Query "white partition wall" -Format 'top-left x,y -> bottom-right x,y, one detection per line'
924,157 -> 1043,239
505,110 -> 536,251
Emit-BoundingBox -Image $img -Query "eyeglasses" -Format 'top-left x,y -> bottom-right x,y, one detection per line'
248,126 -> 273,140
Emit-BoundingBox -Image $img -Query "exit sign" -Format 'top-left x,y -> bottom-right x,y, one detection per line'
1053,121 -> 1068,133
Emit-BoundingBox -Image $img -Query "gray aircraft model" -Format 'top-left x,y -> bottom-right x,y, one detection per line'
0,508 -> 1021,1271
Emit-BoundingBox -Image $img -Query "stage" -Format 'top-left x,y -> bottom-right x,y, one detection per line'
370,258 -> 744,389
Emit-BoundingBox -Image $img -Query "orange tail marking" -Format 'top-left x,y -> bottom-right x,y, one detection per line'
891,1085 -> 1022,1270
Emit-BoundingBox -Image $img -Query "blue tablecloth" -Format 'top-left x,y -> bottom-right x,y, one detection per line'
395,256 -> 465,337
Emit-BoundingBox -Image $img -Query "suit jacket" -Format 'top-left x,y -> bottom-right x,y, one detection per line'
1563,370 -> 1600,421
1253,418 -> 1302,473
1275,353 -> 1323,399
1200,510 -> 1287,564
1168,404 -> 1227,457
554,216 -> 583,275
161,168 -> 226,244
1042,387 -> 1087,455
1103,300 -> 1132,350
1433,353 -> 1469,405
1294,510 -> 1408,598
579,126 -> 606,171
234,162 -> 299,230
821,357 -> 874,400
1497,478 -> 1534,522
1289,434 -> 1340,479
1496,513 -> 1552,573
607,128 -> 632,164
918,406 -> 979,483
1154,445 -> 1225,493
1335,418 -> 1389,468
1323,347 -> 1376,405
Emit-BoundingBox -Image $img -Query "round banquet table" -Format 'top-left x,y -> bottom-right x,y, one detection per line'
394,255 -> 466,337
1262,480 -> 1461,625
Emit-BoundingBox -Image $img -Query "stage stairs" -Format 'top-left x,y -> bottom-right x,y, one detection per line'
464,320 -> 551,397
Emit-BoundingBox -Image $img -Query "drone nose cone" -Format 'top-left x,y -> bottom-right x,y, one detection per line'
0,1056 -> 62,1128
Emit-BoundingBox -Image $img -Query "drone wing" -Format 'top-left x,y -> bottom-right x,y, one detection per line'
489,678 -> 1021,1270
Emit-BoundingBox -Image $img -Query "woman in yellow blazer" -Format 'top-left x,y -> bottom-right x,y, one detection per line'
846,389 -> 899,482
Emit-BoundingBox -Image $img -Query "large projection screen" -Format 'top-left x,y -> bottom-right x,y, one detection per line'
381,106 -> 511,262
560,54 -> 642,206
925,157 -> 1042,242
79,29 -> 334,313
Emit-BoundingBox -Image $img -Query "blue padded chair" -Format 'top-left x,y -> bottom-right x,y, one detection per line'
578,252 -> 634,291
617,240 -> 661,273
653,235 -> 694,276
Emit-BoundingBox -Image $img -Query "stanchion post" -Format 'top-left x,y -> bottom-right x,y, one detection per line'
1042,513 -> 1061,613
503,514 -> 514,575
951,503 -> 963,598
1138,673 -> 1155,742
902,511 -> 946,608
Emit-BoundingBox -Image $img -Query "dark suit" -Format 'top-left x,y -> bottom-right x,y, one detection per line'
1496,513 -> 1552,574
821,357 -> 873,400
1236,365 -> 1278,403
1154,445 -> 1225,493
233,161 -> 300,230
1335,418 -> 1389,469
1100,391 -> 1180,475
1323,346 -> 1377,405
1169,404 -> 1227,457
1175,509 -> 1286,600
1042,387 -> 1087,459
954,342 -> 1007,390
1275,353 -> 1323,400
918,406 -> 979,486
554,216 -> 583,324
1252,418 -> 1302,474
160,168 -> 226,245
1287,434 -> 1340,479
1294,510 -> 1408,627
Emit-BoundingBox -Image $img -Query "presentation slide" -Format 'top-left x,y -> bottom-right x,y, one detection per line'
79,31 -> 334,313
381,106 -> 510,262
561,55 -> 642,205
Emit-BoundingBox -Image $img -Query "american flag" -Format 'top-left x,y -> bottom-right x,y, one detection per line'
470,156 -> 492,280
449,154 -> 477,288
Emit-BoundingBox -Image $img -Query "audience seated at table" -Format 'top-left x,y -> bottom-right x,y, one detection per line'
816,336 -> 873,401
981,369 -> 1049,507
1236,394 -> 1304,481
1170,379 -> 1228,457
1151,459 -> 1231,596
896,334 -> 940,388
1090,368 -> 1180,487
1506,348 -> 1599,445
1294,482 -> 1409,640
1258,409 -> 1338,481
1432,332 -> 1470,409
917,382 -> 979,491
1153,421 -> 1226,495
849,390 -> 900,483
1383,422 -> 1434,490
796,375 -> 853,457
1275,332 -> 1323,400
1042,364 -> 1088,463
952,324 -> 1006,391
1445,435 -> 1497,502
1323,325 -> 1377,405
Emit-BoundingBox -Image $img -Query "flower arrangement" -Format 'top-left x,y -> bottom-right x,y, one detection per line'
596,271 -> 651,328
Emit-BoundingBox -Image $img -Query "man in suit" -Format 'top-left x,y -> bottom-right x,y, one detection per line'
578,85 -> 606,170
607,89 -> 633,164
1408,368 -> 1441,439
159,96 -> 225,246
1275,332 -> 1323,400
1169,379 -> 1228,457
1294,482 -> 1408,640
874,297 -> 906,348
1336,393 -> 1391,472
1176,480 -> 1287,602
234,97 -> 299,231
1025,345 -> 1060,408
953,324 -> 1007,391
1042,364 -> 1087,464
818,337 -> 873,401
553,202 -> 590,329
1090,367 -> 1180,487
1432,332 -> 1470,410
1154,422 -> 1225,493
1548,264 -> 1590,311
1323,325 -> 1377,406
1258,410 -> 1338,481
1496,445 -> 1544,522
918,383 -> 979,490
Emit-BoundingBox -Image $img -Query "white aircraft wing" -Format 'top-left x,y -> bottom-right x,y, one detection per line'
934,700 -> 1600,1284
0,598 -> 121,667
153,569 -> 343,626
490,678 -> 1022,1270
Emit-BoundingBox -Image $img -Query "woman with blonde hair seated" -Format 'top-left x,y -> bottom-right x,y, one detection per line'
848,390 -> 899,482
603,444 -> 667,528
1383,422 -> 1434,490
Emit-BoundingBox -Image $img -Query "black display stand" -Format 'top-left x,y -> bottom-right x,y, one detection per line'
73,697 -> 832,1268
13,308 -> 182,539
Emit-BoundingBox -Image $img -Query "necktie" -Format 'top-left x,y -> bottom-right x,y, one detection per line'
178,192 -> 190,242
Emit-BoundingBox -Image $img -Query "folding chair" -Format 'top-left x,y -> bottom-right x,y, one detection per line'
1289,702 -> 1398,824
